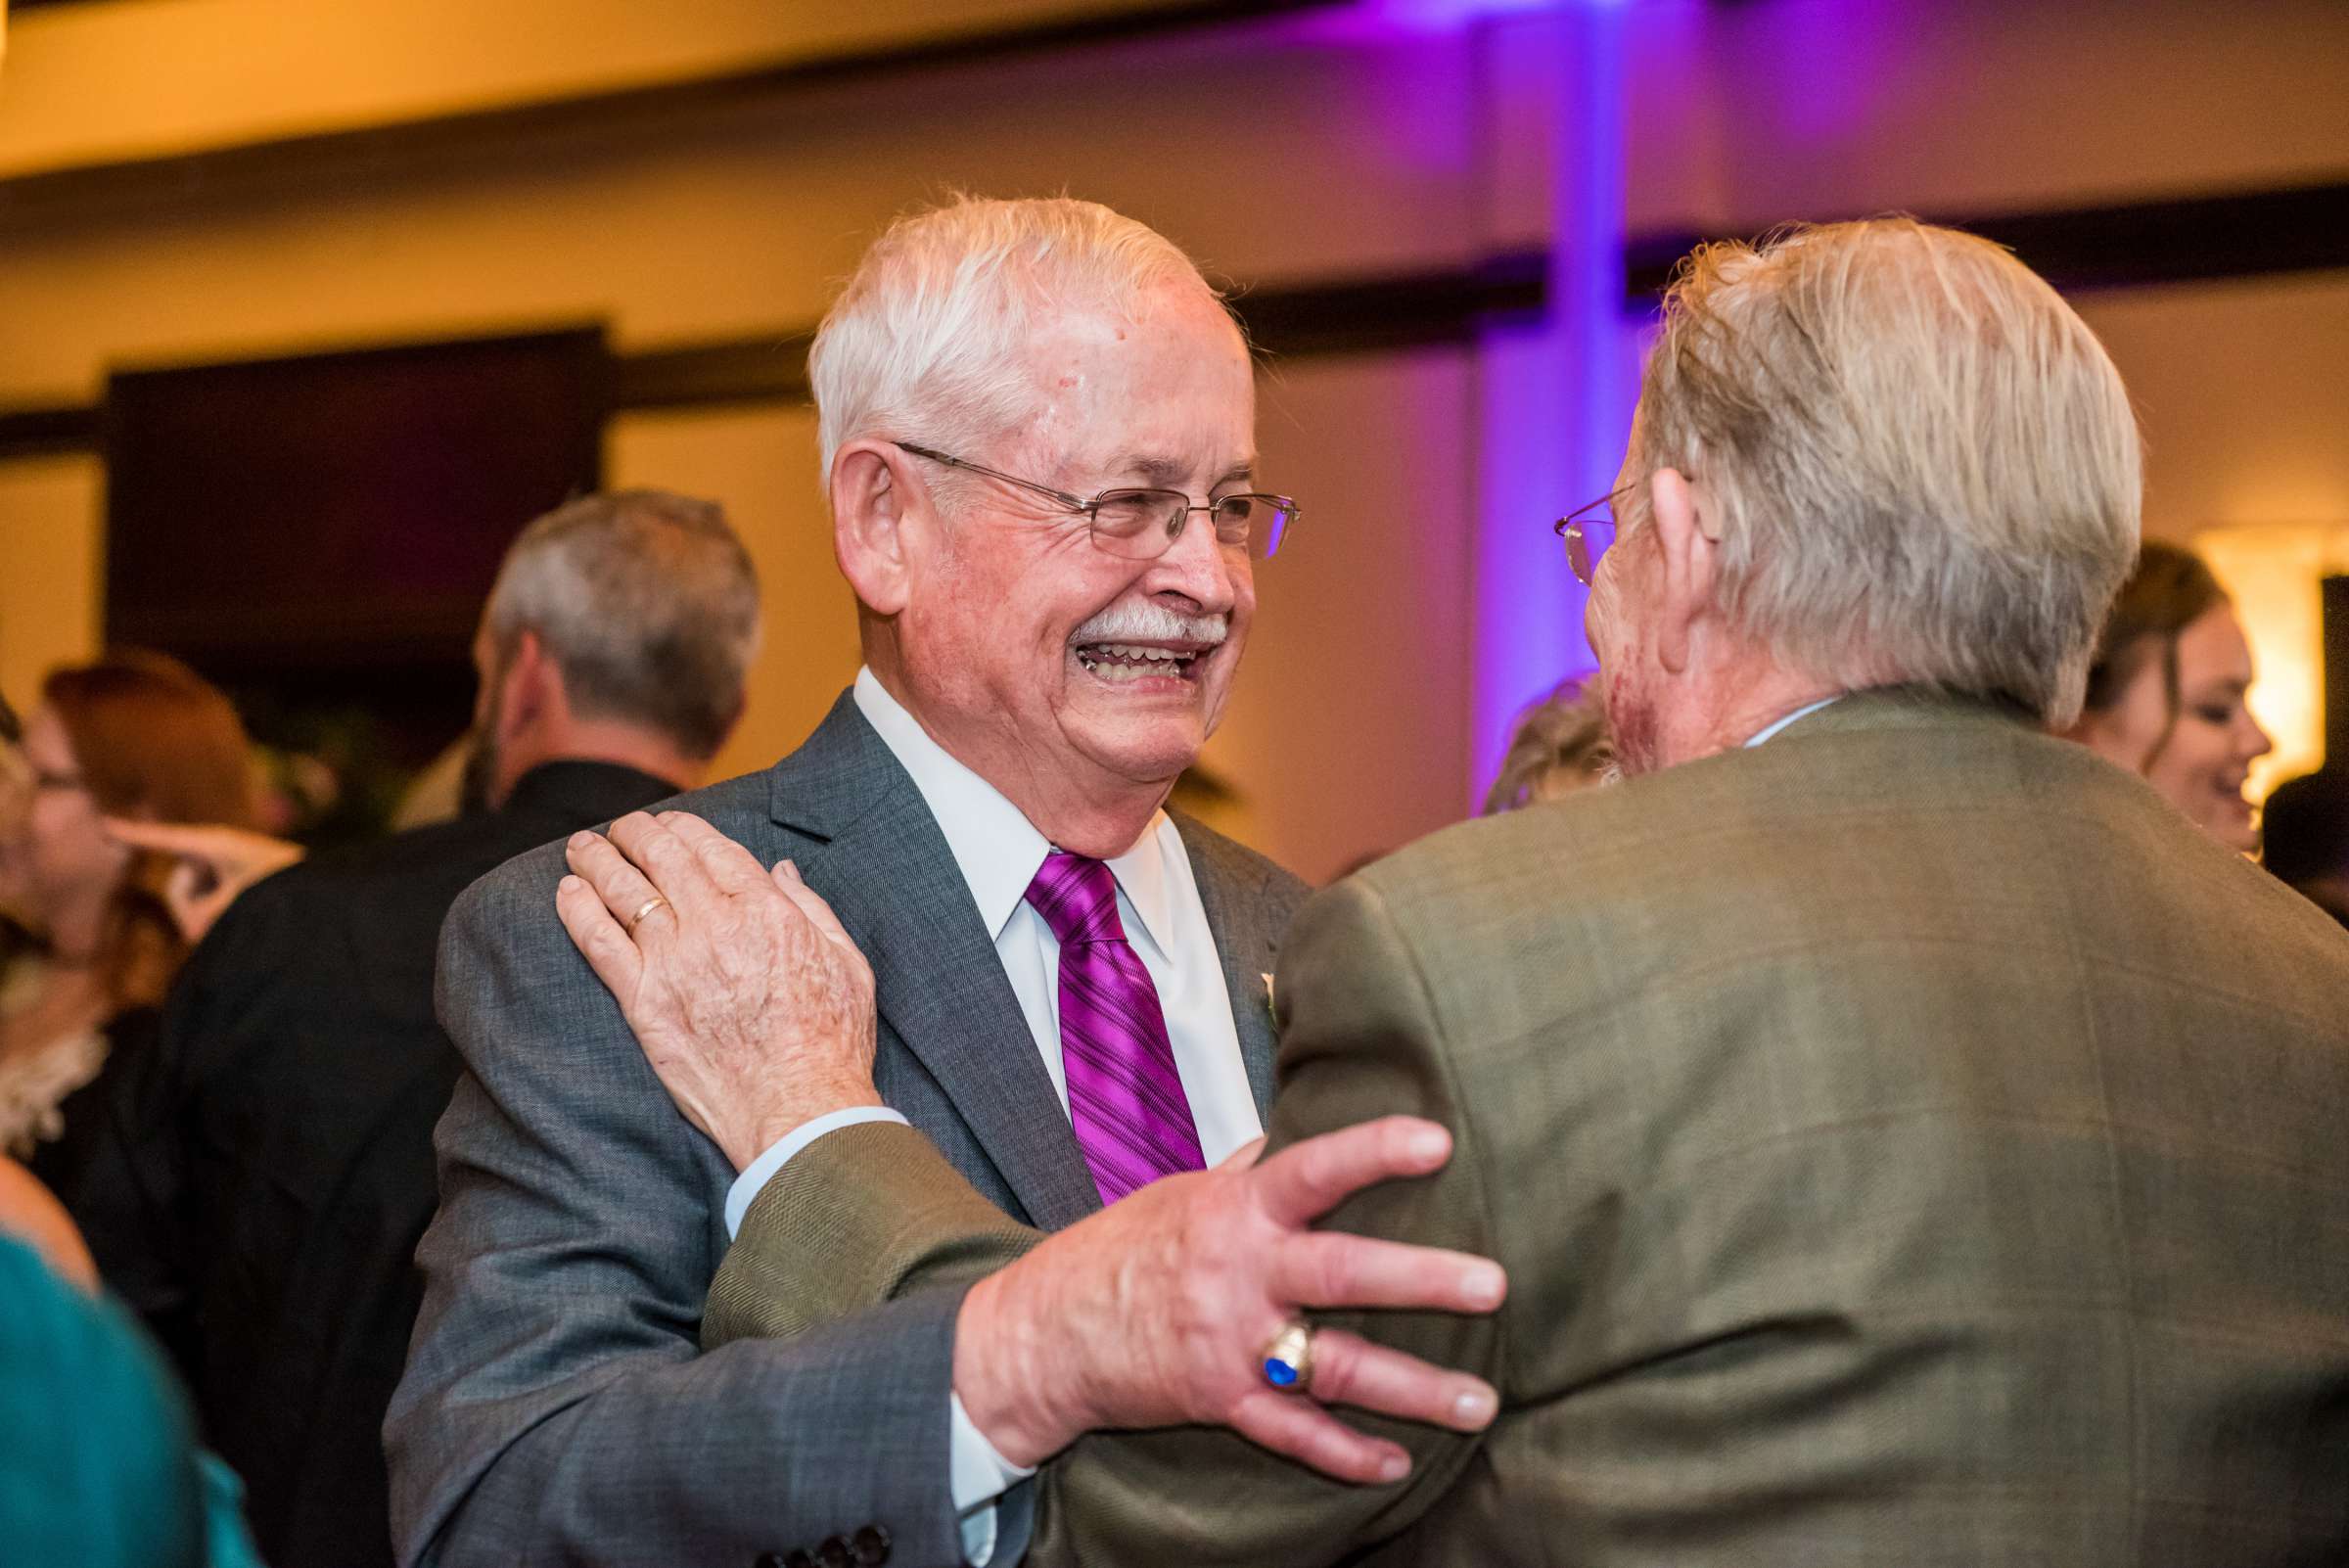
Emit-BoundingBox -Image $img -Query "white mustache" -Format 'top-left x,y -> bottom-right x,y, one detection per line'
1069,602 -> 1228,647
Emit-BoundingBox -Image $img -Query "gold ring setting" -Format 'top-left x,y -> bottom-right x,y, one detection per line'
1260,1319 -> 1314,1393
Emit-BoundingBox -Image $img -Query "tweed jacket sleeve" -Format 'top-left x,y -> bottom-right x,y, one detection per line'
708,873 -> 1506,1567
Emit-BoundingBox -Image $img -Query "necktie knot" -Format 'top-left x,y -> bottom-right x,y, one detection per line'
1025,851 -> 1123,946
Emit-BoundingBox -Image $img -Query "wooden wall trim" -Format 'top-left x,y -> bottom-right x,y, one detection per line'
602,254 -> 1552,413
0,405 -> 103,462
1626,178 -> 2349,297
9,177 -> 2347,456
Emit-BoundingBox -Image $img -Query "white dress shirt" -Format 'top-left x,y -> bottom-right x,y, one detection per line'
1743,695 -> 1842,749
723,668 -> 1262,1563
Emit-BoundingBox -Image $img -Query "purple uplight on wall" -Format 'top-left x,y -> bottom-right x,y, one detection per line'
1464,0 -> 1645,807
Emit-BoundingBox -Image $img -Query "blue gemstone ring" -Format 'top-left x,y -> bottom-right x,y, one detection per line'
1259,1319 -> 1315,1394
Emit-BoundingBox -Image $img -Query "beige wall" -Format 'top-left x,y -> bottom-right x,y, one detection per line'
0,0 -> 1216,177
1620,0 -> 2349,232
2,2 -> 2345,869
1204,349 -> 1478,881
604,405 -> 860,789
0,455 -> 104,711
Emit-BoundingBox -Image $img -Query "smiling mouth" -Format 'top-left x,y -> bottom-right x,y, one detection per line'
1072,642 -> 1209,684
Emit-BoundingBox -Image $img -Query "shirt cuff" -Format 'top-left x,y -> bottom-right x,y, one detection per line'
721,1106 -> 910,1238
951,1391 -> 1036,1565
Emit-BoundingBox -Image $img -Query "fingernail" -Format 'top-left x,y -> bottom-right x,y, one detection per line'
568,831 -> 594,850
1464,1265 -> 1505,1309
1407,1126 -> 1449,1162
1453,1386 -> 1497,1428
1378,1452 -> 1409,1483
557,875 -> 579,893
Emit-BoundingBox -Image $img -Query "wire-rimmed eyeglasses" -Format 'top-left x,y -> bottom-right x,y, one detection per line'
1553,484 -> 1636,586
897,442 -> 1299,562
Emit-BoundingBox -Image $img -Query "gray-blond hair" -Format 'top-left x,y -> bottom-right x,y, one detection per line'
810,195 -> 1227,483
485,489 -> 760,759
1633,217 -> 2142,727
1482,679 -> 1614,814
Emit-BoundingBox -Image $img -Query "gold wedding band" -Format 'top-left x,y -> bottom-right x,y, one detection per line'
624,895 -> 671,935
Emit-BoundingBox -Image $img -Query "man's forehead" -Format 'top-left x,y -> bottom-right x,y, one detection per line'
1103,450 -> 1258,486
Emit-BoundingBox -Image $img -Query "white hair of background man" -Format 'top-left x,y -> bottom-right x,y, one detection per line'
484,489 -> 762,760
809,194 -> 1232,486
1632,216 -> 2142,728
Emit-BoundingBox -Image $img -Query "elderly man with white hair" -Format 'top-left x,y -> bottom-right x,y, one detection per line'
569,216 -> 2349,1565
386,199 -> 1507,1568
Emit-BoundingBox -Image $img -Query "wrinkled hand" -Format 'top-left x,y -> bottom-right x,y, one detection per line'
557,811 -> 881,1170
955,1115 -> 1506,1482
102,818 -> 305,945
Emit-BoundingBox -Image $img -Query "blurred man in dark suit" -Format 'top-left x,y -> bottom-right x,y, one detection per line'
577,219 -> 2349,1565
2264,767 -> 2349,929
112,489 -> 760,1568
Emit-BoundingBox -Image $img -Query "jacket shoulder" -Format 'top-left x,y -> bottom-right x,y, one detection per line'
443,766 -> 779,935
1170,809 -> 1312,919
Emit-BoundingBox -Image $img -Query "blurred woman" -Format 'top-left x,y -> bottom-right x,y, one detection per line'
2065,540 -> 2272,853
1482,678 -> 1615,815
0,653 -> 257,1311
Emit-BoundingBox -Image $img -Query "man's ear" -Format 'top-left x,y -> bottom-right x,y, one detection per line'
832,441 -> 919,618
1647,467 -> 1720,676
500,629 -> 553,737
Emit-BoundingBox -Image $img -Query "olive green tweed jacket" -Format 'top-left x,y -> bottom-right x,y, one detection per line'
708,689 -> 2349,1567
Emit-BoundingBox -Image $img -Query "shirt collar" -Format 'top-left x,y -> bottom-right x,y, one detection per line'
852,668 -> 1175,952
1742,695 -> 1843,749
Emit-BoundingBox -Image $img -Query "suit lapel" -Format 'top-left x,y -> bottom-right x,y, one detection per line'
771,697 -> 1102,1232
1175,815 -> 1283,1120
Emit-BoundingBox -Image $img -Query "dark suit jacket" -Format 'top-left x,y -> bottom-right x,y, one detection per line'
129,761 -> 676,1568
711,689 -> 2349,1566
386,693 -> 1308,1568
27,1006 -> 192,1365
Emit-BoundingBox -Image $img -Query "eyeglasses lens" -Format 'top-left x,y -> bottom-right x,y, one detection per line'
1089,492 -> 1296,561
1568,516 -> 1618,585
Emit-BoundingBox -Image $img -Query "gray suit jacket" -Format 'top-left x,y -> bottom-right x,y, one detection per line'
709,689 -> 2349,1566
383,691 -> 1308,1568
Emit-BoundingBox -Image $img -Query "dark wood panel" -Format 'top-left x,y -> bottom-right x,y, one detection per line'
104,327 -> 607,672
1626,179 -> 2349,297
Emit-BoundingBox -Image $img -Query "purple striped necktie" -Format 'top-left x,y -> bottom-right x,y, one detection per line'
1025,849 -> 1206,1205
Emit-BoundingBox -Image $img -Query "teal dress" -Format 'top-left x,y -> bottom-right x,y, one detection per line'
0,1235 -> 263,1568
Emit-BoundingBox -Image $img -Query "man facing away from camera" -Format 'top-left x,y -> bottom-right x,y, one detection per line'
569,218 -> 2349,1565
387,198 -> 1508,1568
114,490 -> 760,1568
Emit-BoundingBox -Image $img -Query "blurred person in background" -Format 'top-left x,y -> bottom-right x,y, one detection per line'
0,651 -> 257,1356
0,690 -> 43,963
0,1155 -> 263,1568
2064,539 -> 2272,853
593,217 -> 2349,1565
95,489 -> 760,1568
2261,767 -> 2349,929
103,819 -> 305,947
1480,677 -> 1614,814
